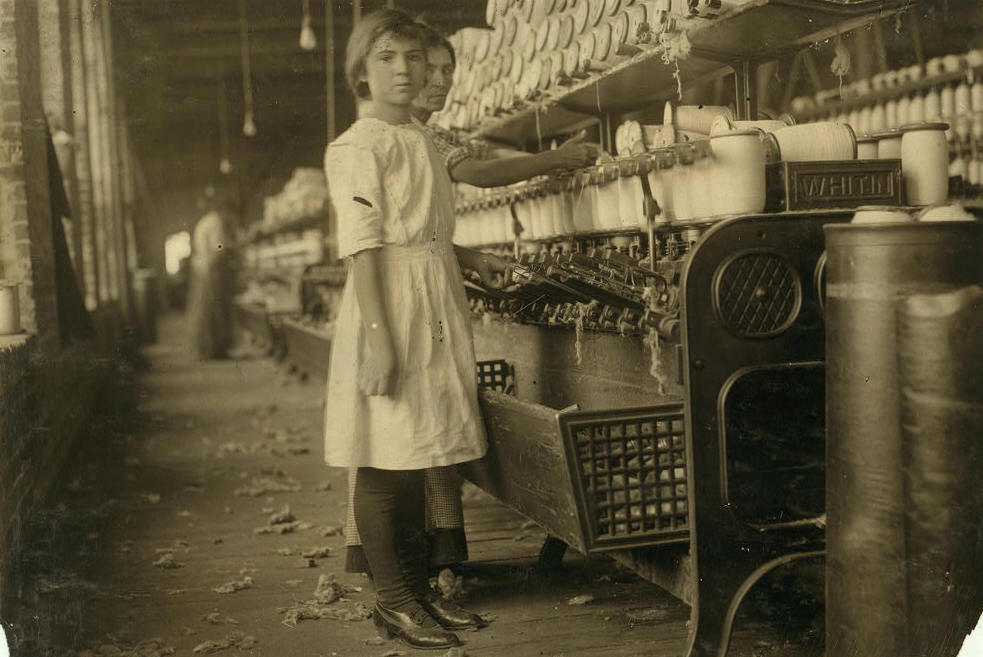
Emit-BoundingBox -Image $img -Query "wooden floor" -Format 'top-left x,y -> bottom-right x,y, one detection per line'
9,314 -> 822,657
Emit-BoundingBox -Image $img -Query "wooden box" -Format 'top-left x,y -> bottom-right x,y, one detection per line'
765,159 -> 903,212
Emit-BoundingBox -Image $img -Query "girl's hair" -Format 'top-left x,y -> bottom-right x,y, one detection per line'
345,9 -> 424,100
417,22 -> 456,70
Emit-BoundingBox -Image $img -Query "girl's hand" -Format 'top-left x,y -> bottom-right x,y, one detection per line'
475,253 -> 512,290
551,130 -> 602,170
359,341 -> 397,397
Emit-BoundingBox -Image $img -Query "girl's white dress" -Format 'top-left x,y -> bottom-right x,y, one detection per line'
322,117 -> 488,470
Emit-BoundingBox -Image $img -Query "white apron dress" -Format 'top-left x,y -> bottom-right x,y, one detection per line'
322,117 -> 487,470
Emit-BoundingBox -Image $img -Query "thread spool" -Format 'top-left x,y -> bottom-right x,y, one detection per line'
617,159 -> 644,228
562,43 -> 581,78
824,220 -> 983,657
557,13 -> 575,48
572,0 -> 590,33
645,150 -> 674,224
872,128 -> 902,160
885,99 -> 898,129
857,135 -> 878,159
626,5 -> 647,44
485,0 -> 500,27
924,88 -> 941,120
595,165 -> 622,230
870,102 -> 887,132
972,81 -> 983,113
896,96 -> 911,126
688,141 -> 713,218
918,203 -> 976,222
907,93 -> 925,123
769,122 -> 856,162
858,106 -> 872,134
898,285 -> 983,657
548,50 -> 566,86
709,128 -> 766,216
955,82 -> 971,115
850,205 -> 913,224
672,104 -> 734,134
901,122 -> 949,206
545,15 -> 561,50
670,143 -> 695,222
0,282 -> 20,336
538,54 -> 552,89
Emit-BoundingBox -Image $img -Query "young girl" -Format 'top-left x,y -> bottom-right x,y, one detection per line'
344,22 -> 601,579
324,9 -> 507,651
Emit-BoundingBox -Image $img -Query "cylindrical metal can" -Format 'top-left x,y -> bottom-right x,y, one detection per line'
824,221 -> 983,657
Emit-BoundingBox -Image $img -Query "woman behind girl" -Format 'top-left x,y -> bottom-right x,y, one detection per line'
323,9 -> 508,651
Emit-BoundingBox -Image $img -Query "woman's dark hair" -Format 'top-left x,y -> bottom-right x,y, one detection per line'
345,9 -> 424,100
417,22 -> 456,70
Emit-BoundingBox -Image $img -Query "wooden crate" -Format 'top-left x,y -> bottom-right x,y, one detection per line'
233,303 -> 273,346
280,317 -> 332,381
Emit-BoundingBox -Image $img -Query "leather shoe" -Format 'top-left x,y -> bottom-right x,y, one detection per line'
373,601 -> 461,650
421,596 -> 489,630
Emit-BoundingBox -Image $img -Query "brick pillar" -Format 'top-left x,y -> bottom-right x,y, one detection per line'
66,0 -> 98,310
80,0 -> 111,305
100,2 -> 131,319
39,0 -> 86,292
0,0 -> 60,350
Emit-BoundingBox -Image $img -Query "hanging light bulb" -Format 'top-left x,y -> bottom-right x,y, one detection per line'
242,110 -> 257,137
239,0 -> 257,137
300,0 -> 317,51
216,72 -> 234,173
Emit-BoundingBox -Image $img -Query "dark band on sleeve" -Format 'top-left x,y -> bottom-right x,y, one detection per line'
353,196 -> 373,208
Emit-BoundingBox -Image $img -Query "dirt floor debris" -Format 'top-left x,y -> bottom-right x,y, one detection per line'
365,637 -> 387,646
278,574 -> 369,627
152,553 -> 181,569
435,568 -> 465,600
567,594 -> 594,606
212,576 -> 254,594
381,649 -> 406,657
269,505 -> 295,524
234,475 -> 302,497
625,607 -> 671,628
254,521 -> 303,535
301,546 -> 332,559
76,638 -> 175,657
191,631 -> 257,654
202,611 -> 239,625
320,524 -> 343,537
314,480 -> 333,492
279,601 -> 372,627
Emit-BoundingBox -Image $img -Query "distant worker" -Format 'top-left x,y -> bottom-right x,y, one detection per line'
187,188 -> 233,359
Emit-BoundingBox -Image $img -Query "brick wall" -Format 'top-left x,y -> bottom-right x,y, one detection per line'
0,0 -> 125,623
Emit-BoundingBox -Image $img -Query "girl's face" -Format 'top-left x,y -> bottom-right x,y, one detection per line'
360,33 -> 426,107
413,45 -> 455,113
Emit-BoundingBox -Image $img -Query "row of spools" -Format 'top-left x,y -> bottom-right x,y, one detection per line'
791,47 -> 983,145
454,115 -> 951,247
439,0 -> 730,132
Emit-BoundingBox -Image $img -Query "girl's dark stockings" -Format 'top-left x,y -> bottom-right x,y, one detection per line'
354,467 -> 430,614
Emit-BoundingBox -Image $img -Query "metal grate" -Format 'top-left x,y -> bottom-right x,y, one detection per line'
713,252 -> 802,338
559,404 -> 689,551
476,359 -> 515,396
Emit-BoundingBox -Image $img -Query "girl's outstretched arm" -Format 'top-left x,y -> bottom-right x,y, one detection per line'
351,249 -> 397,397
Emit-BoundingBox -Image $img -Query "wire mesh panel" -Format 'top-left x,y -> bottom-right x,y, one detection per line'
476,359 -> 516,396
558,404 -> 689,551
